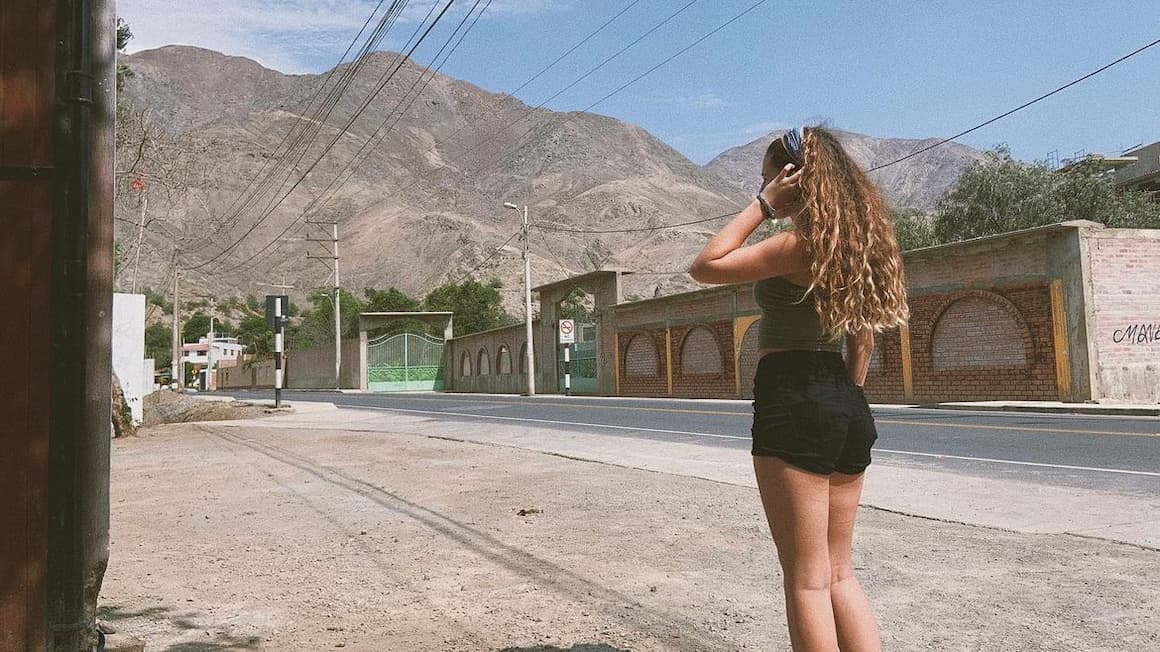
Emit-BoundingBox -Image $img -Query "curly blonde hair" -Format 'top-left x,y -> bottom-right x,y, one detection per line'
770,127 -> 909,338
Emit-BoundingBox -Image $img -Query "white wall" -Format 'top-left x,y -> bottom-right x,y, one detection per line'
112,293 -> 147,423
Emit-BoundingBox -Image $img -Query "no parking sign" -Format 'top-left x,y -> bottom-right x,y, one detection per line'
558,319 -> 575,344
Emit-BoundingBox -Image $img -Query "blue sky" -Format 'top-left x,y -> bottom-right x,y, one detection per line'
119,0 -> 1160,165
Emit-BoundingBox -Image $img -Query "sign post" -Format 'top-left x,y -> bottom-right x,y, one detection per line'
559,319 -> 575,397
266,295 -> 290,408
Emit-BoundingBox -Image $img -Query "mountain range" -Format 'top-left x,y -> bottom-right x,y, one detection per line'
116,46 -> 984,312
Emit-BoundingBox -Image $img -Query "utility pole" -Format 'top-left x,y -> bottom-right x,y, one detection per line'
307,220 -> 341,389
504,202 -> 536,396
131,189 -> 147,292
171,266 -> 181,389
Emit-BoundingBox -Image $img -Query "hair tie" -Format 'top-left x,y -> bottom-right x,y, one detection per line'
781,127 -> 805,166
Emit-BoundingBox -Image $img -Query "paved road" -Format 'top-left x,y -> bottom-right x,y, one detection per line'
225,390 -> 1160,495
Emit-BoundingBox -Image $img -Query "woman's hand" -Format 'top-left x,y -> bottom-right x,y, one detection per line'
759,163 -> 804,212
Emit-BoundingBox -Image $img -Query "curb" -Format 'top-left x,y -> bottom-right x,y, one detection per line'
922,403 -> 1160,417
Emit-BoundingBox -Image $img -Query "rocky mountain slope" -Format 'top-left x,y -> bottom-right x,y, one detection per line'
705,129 -> 986,211
116,46 -> 982,313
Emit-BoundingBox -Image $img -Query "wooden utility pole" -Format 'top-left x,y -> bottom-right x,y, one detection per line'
171,265 -> 181,388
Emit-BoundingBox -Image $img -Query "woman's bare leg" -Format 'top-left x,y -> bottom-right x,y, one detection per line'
753,456 -> 839,652
828,471 -> 880,651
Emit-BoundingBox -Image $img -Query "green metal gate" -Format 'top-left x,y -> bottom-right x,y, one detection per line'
557,329 -> 598,395
367,332 -> 445,392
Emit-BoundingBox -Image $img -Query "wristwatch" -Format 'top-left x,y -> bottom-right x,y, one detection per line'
756,194 -> 777,221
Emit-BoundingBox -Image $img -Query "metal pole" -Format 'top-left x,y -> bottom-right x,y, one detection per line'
274,296 -> 284,408
333,222 -> 341,390
564,343 -> 571,396
522,205 -> 536,396
171,267 -> 180,388
48,0 -> 114,647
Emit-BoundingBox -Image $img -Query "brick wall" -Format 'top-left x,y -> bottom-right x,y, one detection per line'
908,284 -> 1057,402
420,223 -> 1160,403
862,329 -> 904,403
619,330 -> 669,396
1086,230 -> 1160,402
672,320 -> 736,398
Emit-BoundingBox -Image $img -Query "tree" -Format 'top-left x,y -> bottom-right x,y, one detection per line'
892,208 -> 938,251
145,323 -> 172,370
423,279 -> 516,336
364,287 -> 420,312
934,146 -> 1160,244
291,288 -> 365,348
557,287 -> 595,323
363,287 -> 429,335
236,314 -> 274,361
182,311 -> 233,342
116,18 -> 133,91
182,312 -> 212,343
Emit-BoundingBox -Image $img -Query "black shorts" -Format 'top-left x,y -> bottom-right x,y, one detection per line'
751,351 -> 878,475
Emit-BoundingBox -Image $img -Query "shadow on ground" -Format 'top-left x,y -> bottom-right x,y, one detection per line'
98,604 -> 261,651
498,646 -> 633,652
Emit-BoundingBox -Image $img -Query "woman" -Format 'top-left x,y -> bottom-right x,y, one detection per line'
689,126 -> 909,651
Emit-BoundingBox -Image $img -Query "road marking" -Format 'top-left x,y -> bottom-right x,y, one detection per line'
360,397 -> 1157,438
350,405 -> 749,441
262,392 -> 1159,438
876,449 -> 1160,478
873,419 -> 1159,439
349,405 -> 1160,477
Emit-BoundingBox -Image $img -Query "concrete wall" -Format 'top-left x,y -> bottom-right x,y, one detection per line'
217,339 -> 360,390
112,293 -> 147,423
445,322 -> 552,394
218,359 -> 276,390
286,339 -> 361,389
1085,228 -> 1160,402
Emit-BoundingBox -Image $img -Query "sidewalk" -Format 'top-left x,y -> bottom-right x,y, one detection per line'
923,400 -> 1160,417
229,388 -> 1160,417
98,406 -> 1159,651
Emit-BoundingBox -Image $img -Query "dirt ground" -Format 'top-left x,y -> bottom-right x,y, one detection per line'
98,421 -> 1160,651
140,390 -> 275,428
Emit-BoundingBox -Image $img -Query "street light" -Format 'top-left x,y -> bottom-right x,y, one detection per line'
504,201 -> 536,396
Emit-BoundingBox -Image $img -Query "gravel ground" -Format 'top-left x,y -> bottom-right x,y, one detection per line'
98,422 -> 1160,651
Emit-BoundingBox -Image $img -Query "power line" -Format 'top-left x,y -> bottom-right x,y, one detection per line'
362,0 -> 756,262
191,0 -> 419,259
188,0 -> 459,271
438,0 -> 646,159
451,0 -> 704,172
185,0 -> 410,254
223,0 -> 492,275
869,35 -> 1160,172
536,29 -> 1159,235
534,210 -> 739,234
449,229 -> 522,284
216,0 -> 643,276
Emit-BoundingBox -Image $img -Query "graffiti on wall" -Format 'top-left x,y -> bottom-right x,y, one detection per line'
1112,323 -> 1160,345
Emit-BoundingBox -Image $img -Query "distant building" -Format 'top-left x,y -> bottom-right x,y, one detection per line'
1112,142 -> 1160,200
1062,141 -> 1160,202
181,335 -> 245,390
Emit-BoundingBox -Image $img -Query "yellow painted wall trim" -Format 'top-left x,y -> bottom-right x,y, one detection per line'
900,323 -> 915,401
733,315 -> 761,396
1050,279 -> 1073,401
665,327 -> 674,397
613,330 -> 621,395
